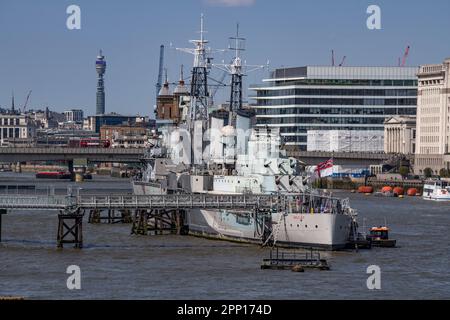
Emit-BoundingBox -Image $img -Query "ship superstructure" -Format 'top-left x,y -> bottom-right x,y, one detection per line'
133,16 -> 360,250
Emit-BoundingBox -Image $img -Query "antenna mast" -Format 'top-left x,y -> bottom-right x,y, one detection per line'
213,24 -> 265,126
176,14 -> 211,123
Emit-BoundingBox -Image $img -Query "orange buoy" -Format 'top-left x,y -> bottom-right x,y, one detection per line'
381,186 -> 393,193
393,187 -> 404,196
358,186 -> 374,194
407,188 -> 418,196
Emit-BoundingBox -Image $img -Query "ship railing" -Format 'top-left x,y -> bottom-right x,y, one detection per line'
75,194 -> 283,210
283,194 -> 346,215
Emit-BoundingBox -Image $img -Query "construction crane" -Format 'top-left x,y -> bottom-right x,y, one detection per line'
21,90 -> 32,113
332,50 -> 346,67
399,46 -> 410,67
156,45 -> 165,100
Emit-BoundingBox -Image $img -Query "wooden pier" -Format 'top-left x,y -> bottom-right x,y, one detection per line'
87,209 -> 132,224
261,248 -> 330,271
131,209 -> 186,236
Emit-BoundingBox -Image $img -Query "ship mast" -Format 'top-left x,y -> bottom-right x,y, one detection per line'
176,14 -> 222,170
213,24 -> 266,126
176,14 -> 211,123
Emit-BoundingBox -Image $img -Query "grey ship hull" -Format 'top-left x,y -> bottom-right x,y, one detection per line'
187,208 -> 352,250
132,183 -> 353,250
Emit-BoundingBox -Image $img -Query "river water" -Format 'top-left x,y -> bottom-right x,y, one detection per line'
0,173 -> 449,299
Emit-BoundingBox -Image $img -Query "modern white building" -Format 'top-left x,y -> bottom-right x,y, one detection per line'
415,58 -> 450,174
64,109 -> 84,123
249,66 -> 418,151
307,130 -> 384,152
384,116 -> 416,154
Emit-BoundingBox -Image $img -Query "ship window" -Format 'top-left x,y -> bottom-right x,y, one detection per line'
297,224 -> 299,228
236,215 -> 251,226
305,225 -> 308,228
315,225 -> 318,229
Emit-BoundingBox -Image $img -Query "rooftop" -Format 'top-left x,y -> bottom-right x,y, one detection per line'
267,66 -> 419,81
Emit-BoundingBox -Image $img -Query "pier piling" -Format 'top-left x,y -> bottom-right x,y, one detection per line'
57,211 -> 84,249
0,209 -> 6,242
131,209 -> 186,236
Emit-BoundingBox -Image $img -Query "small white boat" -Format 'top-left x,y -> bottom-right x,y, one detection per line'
423,180 -> 450,201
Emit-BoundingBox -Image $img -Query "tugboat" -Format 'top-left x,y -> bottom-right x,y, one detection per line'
366,226 -> 396,248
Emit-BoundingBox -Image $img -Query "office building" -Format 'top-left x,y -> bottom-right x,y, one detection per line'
0,112 -> 37,147
84,113 -> 150,133
249,66 -> 418,151
64,109 -> 84,123
415,58 -> 450,174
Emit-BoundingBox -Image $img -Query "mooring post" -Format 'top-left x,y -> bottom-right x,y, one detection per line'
0,209 -> 7,243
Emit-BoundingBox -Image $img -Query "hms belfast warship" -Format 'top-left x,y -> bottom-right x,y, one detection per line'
133,17 -> 360,250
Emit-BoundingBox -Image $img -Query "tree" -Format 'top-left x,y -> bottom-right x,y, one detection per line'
399,166 -> 409,178
423,167 -> 433,178
439,168 -> 449,178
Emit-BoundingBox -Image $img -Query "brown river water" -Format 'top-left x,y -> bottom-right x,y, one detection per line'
0,173 -> 449,299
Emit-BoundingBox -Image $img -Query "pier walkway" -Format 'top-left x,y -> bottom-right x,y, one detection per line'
0,194 -> 284,211
0,193 -> 287,248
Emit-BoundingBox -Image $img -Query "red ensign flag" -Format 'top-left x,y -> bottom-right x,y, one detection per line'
316,158 -> 334,178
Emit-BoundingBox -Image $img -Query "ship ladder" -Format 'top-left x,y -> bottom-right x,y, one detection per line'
262,212 -> 286,248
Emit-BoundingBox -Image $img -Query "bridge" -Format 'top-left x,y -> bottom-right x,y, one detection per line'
0,147 -> 145,164
0,147 -> 398,167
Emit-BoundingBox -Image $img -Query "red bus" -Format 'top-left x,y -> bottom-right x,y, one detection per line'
69,138 -> 110,148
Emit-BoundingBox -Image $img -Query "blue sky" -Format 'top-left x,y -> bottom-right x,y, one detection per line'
1,0 -> 449,117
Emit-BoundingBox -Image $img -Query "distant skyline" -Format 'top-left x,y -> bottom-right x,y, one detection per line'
1,0 -> 450,117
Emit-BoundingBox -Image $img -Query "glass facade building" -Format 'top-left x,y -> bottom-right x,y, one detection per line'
249,66 -> 419,151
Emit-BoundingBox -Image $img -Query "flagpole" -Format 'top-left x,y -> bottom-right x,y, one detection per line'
331,153 -> 334,191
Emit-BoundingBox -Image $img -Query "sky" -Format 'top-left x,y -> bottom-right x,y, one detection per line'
1,0 -> 450,117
